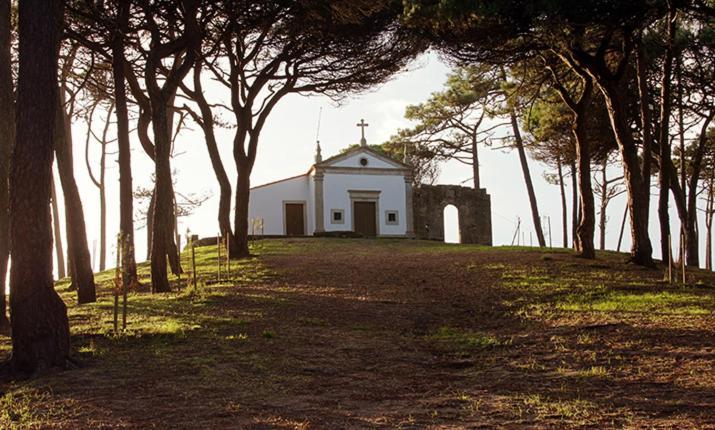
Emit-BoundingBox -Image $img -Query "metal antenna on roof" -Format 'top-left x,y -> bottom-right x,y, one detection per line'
314,107 -> 323,163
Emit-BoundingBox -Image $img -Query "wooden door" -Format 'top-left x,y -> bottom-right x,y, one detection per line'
353,201 -> 377,237
285,203 -> 305,236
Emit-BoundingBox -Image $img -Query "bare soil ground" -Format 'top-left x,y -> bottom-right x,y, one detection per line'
1,239 -> 715,429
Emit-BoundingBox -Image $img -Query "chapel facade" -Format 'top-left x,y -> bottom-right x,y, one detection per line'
247,121 -> 492,244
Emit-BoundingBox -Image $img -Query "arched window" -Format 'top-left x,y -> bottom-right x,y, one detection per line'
443,204 -> 460,244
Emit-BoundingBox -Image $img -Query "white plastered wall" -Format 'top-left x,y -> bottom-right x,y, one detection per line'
248,175 -> 311,235
322,172 -> 407,236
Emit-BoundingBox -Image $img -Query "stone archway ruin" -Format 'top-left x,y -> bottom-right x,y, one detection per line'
412,185 -> 492,245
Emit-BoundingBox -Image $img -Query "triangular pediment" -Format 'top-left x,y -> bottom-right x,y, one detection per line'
316,146 -> 410,170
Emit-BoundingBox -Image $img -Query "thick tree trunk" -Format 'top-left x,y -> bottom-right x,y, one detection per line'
55,94 -> 96,304
233,164 -> 251,258
112,3 -> 138,288
0,0 -> 12,330
556,156 -> 568,248
573,110 -> 595,259
9,0 -> 70,373
509,110 -> 546,247
599,84 -> 654,266
150,103 -> 178,293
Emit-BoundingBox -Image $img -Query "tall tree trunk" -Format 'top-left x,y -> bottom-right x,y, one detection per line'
147,189 -> 155,261
599,161 -> 607,251
233,162 -> 252,258
0,0 -> 12,330
96,104 -> 112,272
550,71 -> 595,258
635,39 -> 653,220
149,103 -> 177,293
573,108 -> 595,259
706,181 -> 714,271
557,156 -> 568,248
55,94 -> 96,304
185,63 -> 239,256
509,110 -> 546,247
471,134 -> 480,189
10,0 -> 70,373
599,83 -> 654,266
570,160 -> 578,249
112,1 -> 139,289
50,178 -> 66,279
658,8 -> 677,265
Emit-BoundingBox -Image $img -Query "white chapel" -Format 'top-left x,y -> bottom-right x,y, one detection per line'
248,120 -> 415,238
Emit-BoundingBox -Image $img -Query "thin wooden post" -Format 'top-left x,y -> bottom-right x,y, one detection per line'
547,216 -> 552,248
225,234 -> 230,280
113,233 -> 121,334
121,232 -> 128,330
192,237 -> 197,289
681,230 -> 686,284
217,234 -> 222,282
177,234 -> 181,290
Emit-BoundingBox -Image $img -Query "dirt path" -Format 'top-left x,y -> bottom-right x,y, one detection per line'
1,239 -> 714,429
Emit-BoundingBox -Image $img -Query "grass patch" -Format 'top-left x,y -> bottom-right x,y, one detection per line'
427,326 -> 508,351
556,290 -> 714,315
519,394 -> 596,422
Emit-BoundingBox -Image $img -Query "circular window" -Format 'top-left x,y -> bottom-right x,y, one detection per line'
359,157 -> 369,167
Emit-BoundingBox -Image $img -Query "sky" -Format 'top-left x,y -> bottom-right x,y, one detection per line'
59,52 -> 711,276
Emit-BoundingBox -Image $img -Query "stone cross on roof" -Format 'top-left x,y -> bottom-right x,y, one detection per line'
357,118 -> 369,147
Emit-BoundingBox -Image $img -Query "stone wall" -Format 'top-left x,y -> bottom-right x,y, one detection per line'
412,185 -> 492,245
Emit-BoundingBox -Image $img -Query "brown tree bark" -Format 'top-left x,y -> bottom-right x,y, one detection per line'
142,1 -> 198,292
547,64 -> 595,258
182,63 -> 239,256
706,180 -> 714,271
234,161 -> 252,258
570,160 -> 578,249
567,44 -> 654,266
9,0 -> 70,373
572,105 -> 596,259
599,83 -> 654,266
50,178 -> 66,279
55,93 -> 96,304
599,160 -> 608,251
556,155 -> 568,248
112,0 -> 139,288
471,132 -> 480,190
0,0 -> 12,331
657,7 -> 677,265
509,110 -> 546,247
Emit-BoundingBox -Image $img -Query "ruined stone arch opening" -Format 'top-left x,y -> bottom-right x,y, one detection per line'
443,204 -> 460,244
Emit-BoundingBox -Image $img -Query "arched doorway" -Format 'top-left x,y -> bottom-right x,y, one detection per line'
443,204 -> 460,244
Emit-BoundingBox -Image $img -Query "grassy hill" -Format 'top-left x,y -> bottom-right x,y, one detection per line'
1,238 -> 714,428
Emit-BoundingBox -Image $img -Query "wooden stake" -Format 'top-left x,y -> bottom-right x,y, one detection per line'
217,234 -> 222,282
121,232 -> 128,330
113,233 -> 121,334
225,234 -> 230,279
681,230 -> 686,284
177,234 -> 181,290
192,239 -> 197,289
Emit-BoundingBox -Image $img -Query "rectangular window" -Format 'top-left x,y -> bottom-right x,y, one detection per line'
385,210 -> 399,225
331,209 -> 344,224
